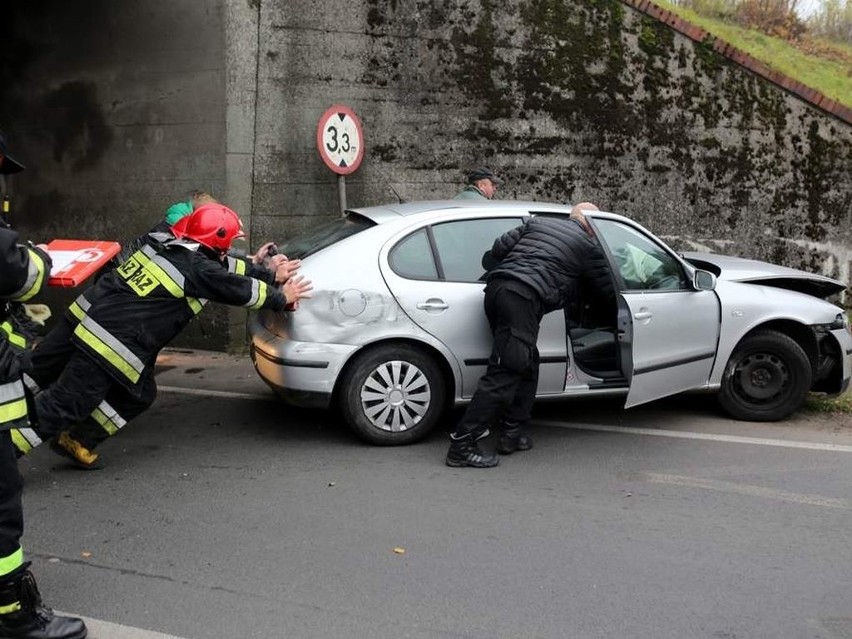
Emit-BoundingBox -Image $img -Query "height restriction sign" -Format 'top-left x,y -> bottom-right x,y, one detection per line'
316,105 -> 364,175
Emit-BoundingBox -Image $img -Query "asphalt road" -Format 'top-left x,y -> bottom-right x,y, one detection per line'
18,350 -> 852,639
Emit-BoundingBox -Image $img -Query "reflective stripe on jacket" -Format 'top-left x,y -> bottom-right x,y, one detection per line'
7,248 -> 47,302
67,232 -> 287,391
0,227 -> 50,431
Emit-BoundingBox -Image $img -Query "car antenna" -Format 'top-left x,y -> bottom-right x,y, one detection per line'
389,184 -> 405,204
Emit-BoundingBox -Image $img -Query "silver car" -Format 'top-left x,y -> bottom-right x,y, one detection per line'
249,201 -> 852,445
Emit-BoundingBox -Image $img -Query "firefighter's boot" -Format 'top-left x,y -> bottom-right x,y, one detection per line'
49,432 -> 103,470
0,568 -> 87,639
445,432 -> 499,468
497,421 -> 533,455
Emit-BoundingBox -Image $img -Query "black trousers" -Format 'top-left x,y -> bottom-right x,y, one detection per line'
30,317 -> 156,449
454,278 -> 543,438
0,431 -> 24,578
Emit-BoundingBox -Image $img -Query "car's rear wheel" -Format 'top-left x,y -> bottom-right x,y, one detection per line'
338,344 -> 446,445
718,329 -> 812,421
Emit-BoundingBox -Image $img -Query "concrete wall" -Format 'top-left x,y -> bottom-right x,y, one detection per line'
0,0 -> 232,348
253,0 -> 852,288
2,0 -> 850,352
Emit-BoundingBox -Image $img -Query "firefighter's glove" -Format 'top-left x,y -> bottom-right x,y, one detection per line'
23,304 -> 51,326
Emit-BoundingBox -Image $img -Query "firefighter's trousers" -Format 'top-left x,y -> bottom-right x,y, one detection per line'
0,431 -> 24,579
26,317 -> 156,451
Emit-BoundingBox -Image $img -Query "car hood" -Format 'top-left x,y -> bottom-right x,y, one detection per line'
682,251 -> 847,299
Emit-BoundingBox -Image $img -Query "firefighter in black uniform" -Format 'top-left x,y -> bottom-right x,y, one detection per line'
446,204 -> 615,468
0,133 -> 87,638
15,203 -> 310,470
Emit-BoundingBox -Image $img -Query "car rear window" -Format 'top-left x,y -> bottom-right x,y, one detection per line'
276,212 -> 375,259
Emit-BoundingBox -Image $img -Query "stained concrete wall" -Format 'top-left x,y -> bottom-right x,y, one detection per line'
1,0 -> 850,351
1,0 -> 233,348
251,0 -> 852,288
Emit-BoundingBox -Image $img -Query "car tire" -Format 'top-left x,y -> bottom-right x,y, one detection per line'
718,329 -> 812,421
338,344 -> 446,445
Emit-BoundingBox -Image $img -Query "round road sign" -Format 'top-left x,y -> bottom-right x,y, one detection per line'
316,105 -> 365,175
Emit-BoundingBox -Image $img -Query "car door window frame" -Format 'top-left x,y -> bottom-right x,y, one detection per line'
387,227 -> 443,281
589,217 -> 693,293
388,216 -> 525,284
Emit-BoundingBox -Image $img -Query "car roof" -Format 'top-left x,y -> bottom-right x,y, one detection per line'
347,199 -> 610,224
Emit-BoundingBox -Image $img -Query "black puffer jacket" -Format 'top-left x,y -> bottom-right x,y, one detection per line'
488,216 -> 614,314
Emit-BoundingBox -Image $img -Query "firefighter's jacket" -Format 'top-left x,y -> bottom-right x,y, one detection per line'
0,226 -> 50,431
65,232 -> 287,394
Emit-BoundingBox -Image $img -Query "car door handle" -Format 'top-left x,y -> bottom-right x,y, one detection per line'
633,311 -> 653,320
417,300 -> 449,311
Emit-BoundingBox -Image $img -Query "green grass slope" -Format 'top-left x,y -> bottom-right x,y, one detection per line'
656,1 -> 852,109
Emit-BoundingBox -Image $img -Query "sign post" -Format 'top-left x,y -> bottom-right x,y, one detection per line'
316,105 -> 364,215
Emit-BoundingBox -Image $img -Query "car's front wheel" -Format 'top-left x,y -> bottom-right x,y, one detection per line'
718,329 -> 812,421
338,344 -> 446,445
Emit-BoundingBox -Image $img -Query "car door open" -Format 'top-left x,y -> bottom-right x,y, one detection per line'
593,218 -> 721,407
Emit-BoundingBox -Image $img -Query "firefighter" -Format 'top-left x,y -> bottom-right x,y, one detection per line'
0,132 -> 87,638
18,203 -> 310,470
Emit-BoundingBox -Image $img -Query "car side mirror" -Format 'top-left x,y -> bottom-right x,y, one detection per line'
693,269 -> 716,291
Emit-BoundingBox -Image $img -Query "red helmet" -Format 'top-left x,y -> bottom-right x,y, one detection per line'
172,203 -> 245,252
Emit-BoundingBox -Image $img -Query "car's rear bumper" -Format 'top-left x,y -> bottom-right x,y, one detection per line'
249,315 -> 360,409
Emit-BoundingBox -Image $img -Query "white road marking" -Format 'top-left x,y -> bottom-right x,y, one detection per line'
643,473 -> 850,509
158,385 -> 274,401
533,419 -> 852,453
157,387 -> 852,453
59,614 -> 190,639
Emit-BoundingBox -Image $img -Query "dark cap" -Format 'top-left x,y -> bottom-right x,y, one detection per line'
0,132 -> 25,174
466,167 -> 503,185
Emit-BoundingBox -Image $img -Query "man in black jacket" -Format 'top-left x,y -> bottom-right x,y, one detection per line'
446,203 -> 615,468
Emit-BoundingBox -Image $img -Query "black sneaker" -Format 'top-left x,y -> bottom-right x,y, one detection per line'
497,433 -> 533,455
445,435 -> 499,468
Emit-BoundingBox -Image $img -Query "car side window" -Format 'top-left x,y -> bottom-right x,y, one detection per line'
389,229 -> 439,280
431,218 -> 523,282
594,219 -> 690,291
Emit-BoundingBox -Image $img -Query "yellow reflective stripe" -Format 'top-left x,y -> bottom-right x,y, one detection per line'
227,257 -> 247,275
186,297 -> 205,315
139,255 -> 184,298
74,320 -> 143,385
0,547 -> 23,578
0,398 -> 27,425
90,401 -> 126,436
244,280 -> 269,310
0,380 -> 26,425
0,601 -> 22,614
11,249 -> 47,301
119,247 -> 185,298
68,302 -> 85,321
139,246 -> 185,295
68,293 -> 91,323
11,427 -> 41,454
0,321 -> 26,349
10,430 -> 32,455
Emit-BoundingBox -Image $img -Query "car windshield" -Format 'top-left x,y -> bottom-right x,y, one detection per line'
276,212 -> 375,259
